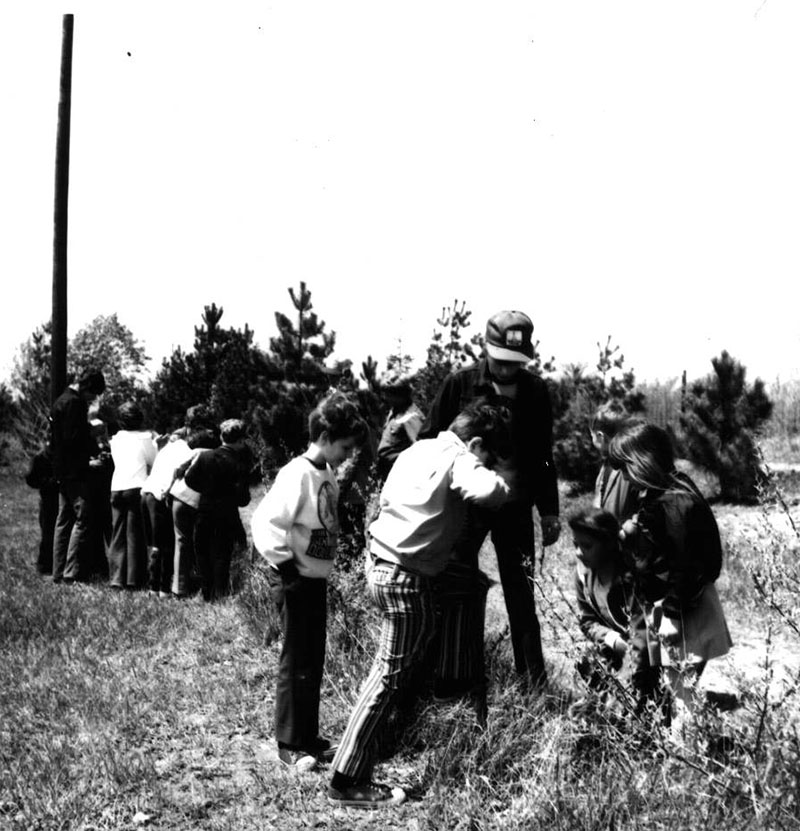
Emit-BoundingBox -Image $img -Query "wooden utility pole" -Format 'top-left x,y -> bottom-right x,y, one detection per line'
51,14 -> 74,405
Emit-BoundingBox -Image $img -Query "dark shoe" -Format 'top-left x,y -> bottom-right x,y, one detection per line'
277,747 -> 317,771
301,737 -> 337,763
327,781 -> 406,809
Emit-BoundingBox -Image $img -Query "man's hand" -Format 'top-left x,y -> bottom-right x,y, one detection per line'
540,515 -> 561,547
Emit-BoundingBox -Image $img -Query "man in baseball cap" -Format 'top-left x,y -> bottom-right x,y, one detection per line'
419,309 -> 560,695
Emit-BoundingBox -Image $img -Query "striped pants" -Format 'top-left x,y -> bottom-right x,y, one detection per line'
331,560 -> 435,781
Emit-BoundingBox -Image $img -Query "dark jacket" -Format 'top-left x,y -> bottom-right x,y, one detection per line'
50,388 -> 96,483
418,359 -> 559,515
184,444 -> 251,514
626,471 -> 722,619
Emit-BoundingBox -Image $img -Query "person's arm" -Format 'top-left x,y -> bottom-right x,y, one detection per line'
450,452 -> 511,509
250,464 -> 303,571
575,569 -> 628,656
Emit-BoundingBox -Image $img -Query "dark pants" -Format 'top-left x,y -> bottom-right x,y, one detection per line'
194,508 -> 238,602
268,566 -> 327,749
142,492 -> 175,593
53,479 -> 93,582
172,499 -> 197,596
109,488 -> 146,588
37,486 -> 59,575
452,500 -> 545,683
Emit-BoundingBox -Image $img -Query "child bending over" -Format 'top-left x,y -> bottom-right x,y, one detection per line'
328,402 -> 512,809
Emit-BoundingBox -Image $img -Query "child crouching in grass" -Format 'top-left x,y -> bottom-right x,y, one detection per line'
569,507 -> 631,704
328,402 -> 512,809
609,422 -> 733,737
251,393 -> 367,770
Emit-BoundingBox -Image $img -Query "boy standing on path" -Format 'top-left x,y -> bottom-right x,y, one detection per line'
328,403 -> 512,809
419,310 -> 560,688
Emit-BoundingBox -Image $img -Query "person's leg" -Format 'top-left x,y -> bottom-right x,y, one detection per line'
432,562 -> 491,710
490,502 -> 546,685
37,486 -> 59,575
268,567 -> 328,749
65,481 -> 93,582
142,492 -> 159,591
171,500 -> 195,596
156,498 -> 175,594
52,485 -> 76,582
430,505 -> 492,700
212,511 -> 236,600
123,488 -> 145,588
331,562 -> 435,784
194,511 -> 215,602
109,490 -> 127,588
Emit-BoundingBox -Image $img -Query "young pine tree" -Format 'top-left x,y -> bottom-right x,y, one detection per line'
680,350 -> 773,503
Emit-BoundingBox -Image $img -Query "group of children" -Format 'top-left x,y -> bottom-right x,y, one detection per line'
31,402 -> 252,602
251,394 -> 732,810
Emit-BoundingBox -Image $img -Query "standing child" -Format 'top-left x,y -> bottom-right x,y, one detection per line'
184,418 -> 252,602
140,428 -> 186,597
108,403 -> 158,589
251,394 -> 367,769
608,422 -> 733,730
590,401 -> 640,521
328,403 -> 512,809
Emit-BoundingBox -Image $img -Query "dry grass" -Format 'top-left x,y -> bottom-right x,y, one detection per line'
3,469 -> 800,830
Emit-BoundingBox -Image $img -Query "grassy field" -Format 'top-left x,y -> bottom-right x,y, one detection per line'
2,460 -> 800,831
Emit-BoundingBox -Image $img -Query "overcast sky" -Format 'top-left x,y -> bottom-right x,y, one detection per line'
3,0 -> 800,389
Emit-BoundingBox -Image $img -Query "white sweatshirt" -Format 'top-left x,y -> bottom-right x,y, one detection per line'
109,430 -> 158,492
251,455 -> 340,580
369,431 -> 511,577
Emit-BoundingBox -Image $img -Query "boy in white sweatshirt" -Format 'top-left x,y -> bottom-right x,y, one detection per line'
328,402 -> 512,809
251,393 -> 367,769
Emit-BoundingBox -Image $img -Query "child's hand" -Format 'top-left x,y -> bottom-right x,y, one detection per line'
619,518 -> 638,542
658,615 -> 681,646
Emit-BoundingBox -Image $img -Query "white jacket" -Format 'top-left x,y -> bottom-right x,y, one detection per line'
369,431 -> 510,577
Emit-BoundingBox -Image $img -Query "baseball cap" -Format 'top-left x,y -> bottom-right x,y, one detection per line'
485,310 -> 534,363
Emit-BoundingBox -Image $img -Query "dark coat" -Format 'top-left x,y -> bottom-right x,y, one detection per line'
418,359 -> 559,515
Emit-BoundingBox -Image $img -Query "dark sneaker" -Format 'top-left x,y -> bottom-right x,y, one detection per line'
328,781 -> 406,809
277,747 -> 317,771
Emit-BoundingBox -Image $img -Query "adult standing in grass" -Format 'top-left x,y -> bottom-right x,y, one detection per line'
108,402 -> 158,590
419,310 -> 560,690
251,393 -> 367,770
50,369 -> 106,584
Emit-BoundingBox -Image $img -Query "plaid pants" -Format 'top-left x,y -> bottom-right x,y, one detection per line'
331,560 -> 435,781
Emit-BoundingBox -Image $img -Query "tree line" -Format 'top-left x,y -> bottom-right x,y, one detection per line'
1,284 -> 773,503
